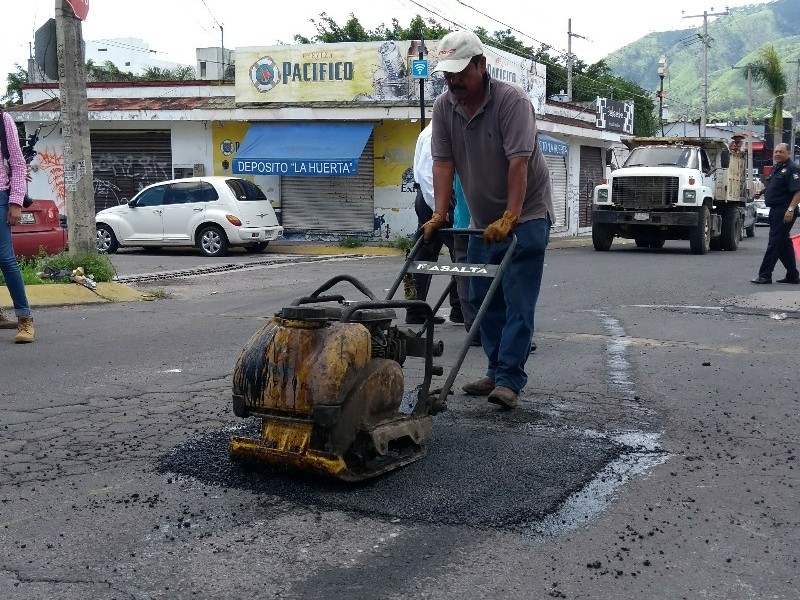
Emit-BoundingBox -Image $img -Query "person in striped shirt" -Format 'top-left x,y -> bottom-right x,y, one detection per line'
0,111 -> 34,343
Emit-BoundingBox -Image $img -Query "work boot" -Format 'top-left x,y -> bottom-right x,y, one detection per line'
487,386 -> 518,409
462,376 -> 495,396
0,310 -> 17,329
406,313 -> 445,325
15,317 -> 34,344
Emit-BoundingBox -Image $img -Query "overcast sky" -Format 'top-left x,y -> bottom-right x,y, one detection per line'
5,0 -> 763,83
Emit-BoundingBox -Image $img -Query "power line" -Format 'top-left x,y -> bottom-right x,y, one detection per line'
198,0 -> 222,28
445,0 -> 702,119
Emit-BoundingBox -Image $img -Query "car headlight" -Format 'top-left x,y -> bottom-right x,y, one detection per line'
597,188 -> 608,202
683,190 -> 697,203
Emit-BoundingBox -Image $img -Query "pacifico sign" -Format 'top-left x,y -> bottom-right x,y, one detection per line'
237,42 -> 418,104
235,41 -> 547,110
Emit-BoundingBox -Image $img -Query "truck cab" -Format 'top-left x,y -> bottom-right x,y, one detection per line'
592,137 -> 756,254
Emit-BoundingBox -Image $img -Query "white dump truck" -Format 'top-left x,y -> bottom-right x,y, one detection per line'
592,137 -> 757,254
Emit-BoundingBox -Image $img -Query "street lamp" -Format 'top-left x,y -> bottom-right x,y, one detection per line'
658,55 -> 667,136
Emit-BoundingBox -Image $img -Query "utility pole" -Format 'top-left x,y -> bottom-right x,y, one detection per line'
55,0 -> 95,254
566,19 -> 589,102
658,55 -> 667,136
683,8 -> 728,137
220,24 -> 225,78
419,35 -> 426,131
733,63 -> 755,195
787,58 -> 800,159
747,65 -> 753,196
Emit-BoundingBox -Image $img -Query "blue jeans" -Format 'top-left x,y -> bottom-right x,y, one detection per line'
0,191 -> 31,318
468,218 -> 550,392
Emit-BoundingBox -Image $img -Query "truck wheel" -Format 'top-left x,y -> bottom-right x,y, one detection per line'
720,206 -> 740,251
649,238 -> 665,249
690,206 -> 711,255
592,223 -> 614,251
634,237 -> 648,248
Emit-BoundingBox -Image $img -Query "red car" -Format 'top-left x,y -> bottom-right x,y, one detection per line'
11,199 -> 67,258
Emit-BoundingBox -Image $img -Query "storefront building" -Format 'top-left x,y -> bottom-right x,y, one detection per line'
11,40 -> 621,240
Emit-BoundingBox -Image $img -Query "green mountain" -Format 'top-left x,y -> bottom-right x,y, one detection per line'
604,0 -> 800,124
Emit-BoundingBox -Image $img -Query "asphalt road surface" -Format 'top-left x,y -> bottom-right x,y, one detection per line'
1,230 -> 797,599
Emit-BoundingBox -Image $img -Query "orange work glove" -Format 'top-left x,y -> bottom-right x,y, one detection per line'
483,210 -> 518,243
421,212 -> 447,241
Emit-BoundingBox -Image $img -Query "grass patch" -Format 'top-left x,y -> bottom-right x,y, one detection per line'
141,289 -> 170,300
386,235 -> 415,253
0,251 -> 117,286
338,237 -> 363,249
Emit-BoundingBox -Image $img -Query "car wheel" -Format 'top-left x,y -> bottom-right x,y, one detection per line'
197,225 -> 229,257
96,224 -> 119,254
244,242 -> 269,254
592,223 -> 613,251
745,220 -> 756,238
689,205 -> 711,255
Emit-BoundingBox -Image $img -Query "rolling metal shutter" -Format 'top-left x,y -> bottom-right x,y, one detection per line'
281,134 -> 375,233
545,154 -> 568,231
579,145 -> 603,228
90,131 -> 172,212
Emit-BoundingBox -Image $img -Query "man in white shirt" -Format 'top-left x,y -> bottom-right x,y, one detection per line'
406,122 -> 462,325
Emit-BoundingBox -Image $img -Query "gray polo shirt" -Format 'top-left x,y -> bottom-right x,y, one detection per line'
431,75 -> 554,229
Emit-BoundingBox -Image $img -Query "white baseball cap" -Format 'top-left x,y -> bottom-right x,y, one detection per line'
432,30 -> 484,74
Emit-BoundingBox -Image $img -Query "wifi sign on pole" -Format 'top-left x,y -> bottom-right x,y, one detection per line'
411,59 -> 428,79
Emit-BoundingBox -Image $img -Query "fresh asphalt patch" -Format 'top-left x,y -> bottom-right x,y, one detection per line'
156,412 -> 623,533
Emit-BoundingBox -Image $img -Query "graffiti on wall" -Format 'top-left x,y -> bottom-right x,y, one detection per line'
34,147 -> 66,214
91,153 -> 172,211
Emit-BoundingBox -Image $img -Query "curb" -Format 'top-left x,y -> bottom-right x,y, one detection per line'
0,282 -> 146,309
263,235 -> 596,256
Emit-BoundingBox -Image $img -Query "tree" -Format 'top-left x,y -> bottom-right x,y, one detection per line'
3,64 -> 28,107
748,45 -> 787,132
85,59 -> 136,82
293,12 -> 449,44
293,12 -> 377,43
141,66 -> 196,81
84,60 -> 196,83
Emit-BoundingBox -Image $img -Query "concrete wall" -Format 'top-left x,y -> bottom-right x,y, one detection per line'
373,120 -> 419,241
27,121 -> 210,214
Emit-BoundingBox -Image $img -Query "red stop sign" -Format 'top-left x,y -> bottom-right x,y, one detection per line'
65,0 -> 89,20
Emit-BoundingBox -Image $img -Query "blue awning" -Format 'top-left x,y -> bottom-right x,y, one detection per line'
538,134 -> 569,156
232,122 -> 373,177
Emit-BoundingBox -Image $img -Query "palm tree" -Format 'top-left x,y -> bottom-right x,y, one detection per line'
748,45 -> 788,133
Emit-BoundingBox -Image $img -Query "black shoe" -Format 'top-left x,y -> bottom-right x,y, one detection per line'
449,309 -> 464,323
750,276 -> 772,284
406,314 -> 445,325
776,276 -> 800,284
530,342 -> 537,353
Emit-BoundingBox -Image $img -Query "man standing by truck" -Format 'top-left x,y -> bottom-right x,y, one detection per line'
751,143 -> 800,284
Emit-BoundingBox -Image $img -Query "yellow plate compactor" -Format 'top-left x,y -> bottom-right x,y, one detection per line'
230,230 -> 515,481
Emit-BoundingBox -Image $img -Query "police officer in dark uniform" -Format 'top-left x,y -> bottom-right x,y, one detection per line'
751,143 -> 800,284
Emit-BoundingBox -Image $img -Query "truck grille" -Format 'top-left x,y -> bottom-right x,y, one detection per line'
612,176 -> 679,209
